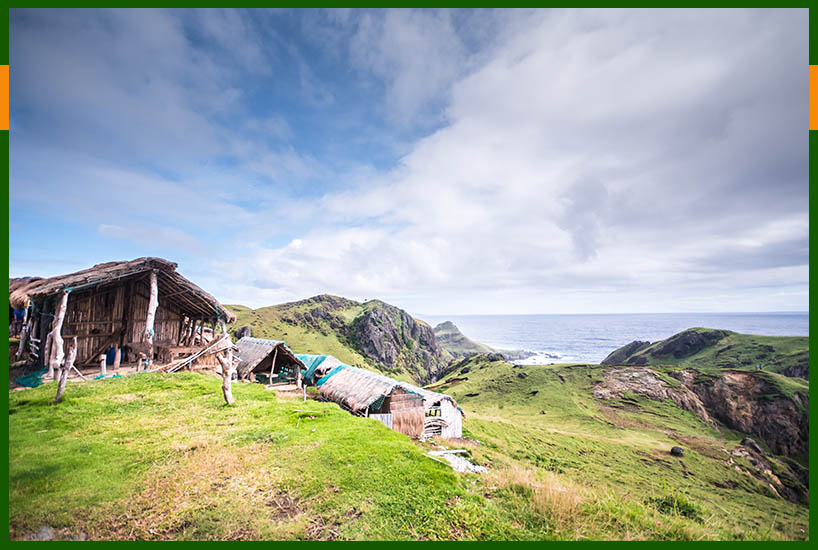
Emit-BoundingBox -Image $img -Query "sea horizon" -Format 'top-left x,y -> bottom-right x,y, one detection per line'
420,311 -> 809,365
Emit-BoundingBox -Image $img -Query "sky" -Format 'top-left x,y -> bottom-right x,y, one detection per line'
9,8 -> 809,315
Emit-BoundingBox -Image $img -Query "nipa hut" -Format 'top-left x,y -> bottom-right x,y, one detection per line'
235,337 -> 305,387
9,257 -> 236,373
314,365 -> 464,440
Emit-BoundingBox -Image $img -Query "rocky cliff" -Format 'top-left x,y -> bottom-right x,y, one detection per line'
351,300 -> 449,384
594,366 -> 808,458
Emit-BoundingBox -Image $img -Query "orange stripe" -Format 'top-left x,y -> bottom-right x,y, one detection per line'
811,65 -> 818,131
0,65 -> 8,131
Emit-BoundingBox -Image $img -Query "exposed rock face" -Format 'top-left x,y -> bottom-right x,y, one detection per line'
351,301 -> 448,385
593,367 -> 715,425
594,367 -> 808,458
601,340 -> 651,365
271,294 -> 450,384
685,371 -> 808,458
781,364 -> 809,380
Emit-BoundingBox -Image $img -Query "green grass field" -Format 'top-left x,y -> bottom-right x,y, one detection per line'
8,363 -> 808,540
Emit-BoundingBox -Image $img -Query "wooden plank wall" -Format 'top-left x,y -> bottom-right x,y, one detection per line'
57,276 -> 187,365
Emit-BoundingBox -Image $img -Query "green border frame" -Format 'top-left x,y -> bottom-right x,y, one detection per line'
1,7 -> 814,546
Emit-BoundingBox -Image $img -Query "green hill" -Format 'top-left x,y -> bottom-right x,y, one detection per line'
601,328 -> 808,379
433,321 -> 494,357
8,369 -> 808,540
428,354 -> 808,537
226,295 -> 451,384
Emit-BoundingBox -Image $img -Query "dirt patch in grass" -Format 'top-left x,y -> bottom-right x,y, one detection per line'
671,435 -> 726,461
90,442 -> 299,540
109,394 -> 145,402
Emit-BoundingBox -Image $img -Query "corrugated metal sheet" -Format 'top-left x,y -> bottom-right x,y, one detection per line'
370,413 -> 393,429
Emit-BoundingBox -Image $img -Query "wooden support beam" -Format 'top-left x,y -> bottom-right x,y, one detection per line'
47,290 -> 69,381
217,321 -> 236,405
113,345 -> 121,371
55,336 -> 77,404
268,347 -> 279,385
144,270 -> 159,368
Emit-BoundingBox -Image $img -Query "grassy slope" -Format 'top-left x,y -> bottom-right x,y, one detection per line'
9,373 -> 506,540
9,366 -> 808,540
429,357 -> 809,540
620,329 -> 808,378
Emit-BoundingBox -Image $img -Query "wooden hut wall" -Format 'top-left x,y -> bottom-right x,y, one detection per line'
388,389 -> 425,439
43,275 -> 196,365
126,276 -> 184,350
61,284 -> 126,365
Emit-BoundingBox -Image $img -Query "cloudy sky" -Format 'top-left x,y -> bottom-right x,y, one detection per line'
9,8 -> 809,314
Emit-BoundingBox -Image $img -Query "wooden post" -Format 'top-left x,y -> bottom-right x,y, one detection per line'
99,353 -> 107,376
144,270 -> 159,366
55,337 -> 77,404
16,321 -> 31,361
113,345 -> 121,371
268,347 -> 279,385
177,317 -> 186,345
47,290 -> 69,381
217,321 -> 235,405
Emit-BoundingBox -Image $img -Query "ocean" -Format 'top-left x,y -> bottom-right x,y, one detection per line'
421,312 -> 809,365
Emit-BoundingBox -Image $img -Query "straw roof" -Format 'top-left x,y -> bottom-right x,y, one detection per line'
9,277 -> 44,309
8,257 -> 235,322
235,336 -> 305,379
317,365 -> 460,415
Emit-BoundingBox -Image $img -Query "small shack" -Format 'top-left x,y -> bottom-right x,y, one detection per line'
9,257 -> 235,372
314,365 -> 464,439
235,337 -> 305,386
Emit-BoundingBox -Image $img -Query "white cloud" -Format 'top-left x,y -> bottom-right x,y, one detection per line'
10,9 -> 808,314
229,9 -> 808,313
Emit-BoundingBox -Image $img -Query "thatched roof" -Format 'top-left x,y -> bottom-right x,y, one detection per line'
9,277 -> 44,309
235,336 -> 305,379
8,257 -> 235,322
316,365 -> 460,415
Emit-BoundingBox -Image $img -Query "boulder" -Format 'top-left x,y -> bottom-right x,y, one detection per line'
670,446 -> 684,457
